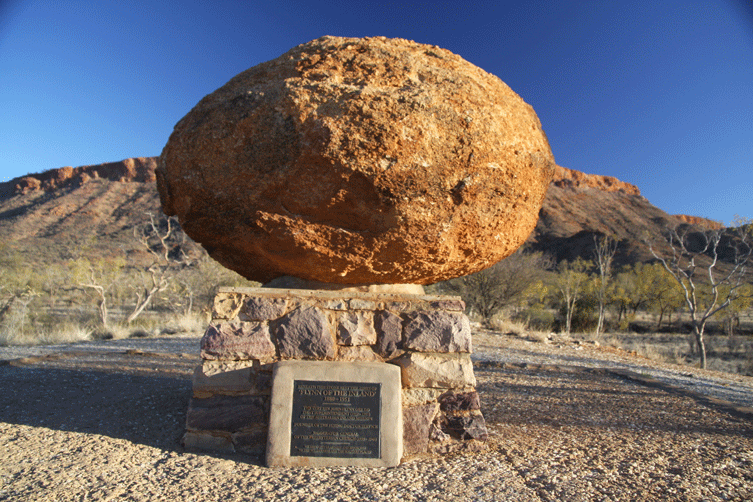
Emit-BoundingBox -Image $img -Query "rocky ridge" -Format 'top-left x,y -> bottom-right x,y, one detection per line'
5,158 -> 638,199
0,157 -> 157,196
0,156 -> 723,270
552,165 -> 640,196
673,214 -> 723,230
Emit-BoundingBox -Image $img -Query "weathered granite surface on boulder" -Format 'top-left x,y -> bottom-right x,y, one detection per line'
157,36 -> 555,285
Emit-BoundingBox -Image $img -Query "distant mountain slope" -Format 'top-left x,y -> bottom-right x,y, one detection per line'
0,157 -> 721,269
0,158 -> 161,264
526,166 -> 679,266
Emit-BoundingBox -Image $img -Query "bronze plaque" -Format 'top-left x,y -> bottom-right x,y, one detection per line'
290,380 -> 381,458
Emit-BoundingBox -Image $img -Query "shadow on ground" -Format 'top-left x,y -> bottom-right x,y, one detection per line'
3,351 -> 751,466
475,364 -> 753,439
0,351 -> 198,452
0,365 -> 189,451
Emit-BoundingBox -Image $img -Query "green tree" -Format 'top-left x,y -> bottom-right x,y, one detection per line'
610,267 -> 641,330
612,262 -> 685,330
441,250 -> 553,323
639,262 -> 685,330
717,284 -> 753,336
0,245 -> 39,343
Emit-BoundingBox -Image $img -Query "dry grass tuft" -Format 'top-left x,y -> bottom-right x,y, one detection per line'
488,315 -> 553,344
1,323 -> 93,347
488,316 -> 527,336
159,313 -> 207,336
0,311 -> 208,347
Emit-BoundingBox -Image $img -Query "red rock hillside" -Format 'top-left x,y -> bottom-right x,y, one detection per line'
0,157 -> 725,271
673,214 -> 724,230
2,157 -> 157,196
551,165 -> 641,196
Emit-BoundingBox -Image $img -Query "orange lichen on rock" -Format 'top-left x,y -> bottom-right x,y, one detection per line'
156,36 -> 556,285
552,165 -> 641,196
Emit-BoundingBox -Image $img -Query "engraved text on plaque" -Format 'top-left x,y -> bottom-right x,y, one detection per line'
290,380 -> 381,458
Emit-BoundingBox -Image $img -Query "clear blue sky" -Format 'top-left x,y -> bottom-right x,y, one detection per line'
1,0 -> 751,225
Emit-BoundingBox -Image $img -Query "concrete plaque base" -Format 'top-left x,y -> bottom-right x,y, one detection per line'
266,361 -> 403,467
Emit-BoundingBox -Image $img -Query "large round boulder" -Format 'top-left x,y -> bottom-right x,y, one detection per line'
157,36 -> 555,285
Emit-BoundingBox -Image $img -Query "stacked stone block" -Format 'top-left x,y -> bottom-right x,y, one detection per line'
183,287 -> 488,458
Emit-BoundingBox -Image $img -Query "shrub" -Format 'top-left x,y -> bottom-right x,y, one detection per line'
556,297 -> 597,333
514,307 -> 555,332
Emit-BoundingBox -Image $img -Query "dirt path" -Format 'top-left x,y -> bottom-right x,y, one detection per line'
1,334 -> 752,501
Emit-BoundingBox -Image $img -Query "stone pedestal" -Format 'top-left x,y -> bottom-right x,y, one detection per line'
183,287 -> 488,462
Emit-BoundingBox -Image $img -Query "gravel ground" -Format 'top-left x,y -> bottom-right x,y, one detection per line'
472,331 -> 753,410
1,331 -> 752,501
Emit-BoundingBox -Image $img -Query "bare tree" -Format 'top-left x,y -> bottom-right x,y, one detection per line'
648,222 -> 753,369
593,234 -> 618,336
125,213 -> 193,323
441,250 -> 553,323
70,257 -> 126,328
169,254 -> 258,317
553,257 -> 592,335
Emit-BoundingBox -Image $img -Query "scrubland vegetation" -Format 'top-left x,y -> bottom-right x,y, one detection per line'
0,213 -> 258,347
433,222 -> 753,375
2,211 -> 752,376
